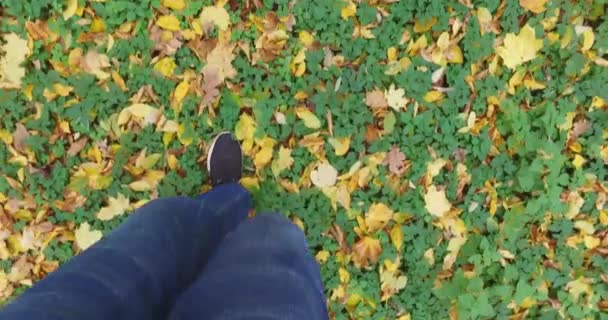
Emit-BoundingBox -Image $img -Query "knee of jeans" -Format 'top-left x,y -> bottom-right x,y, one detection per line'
244,213 -> 307,252
135,197 -> 194,220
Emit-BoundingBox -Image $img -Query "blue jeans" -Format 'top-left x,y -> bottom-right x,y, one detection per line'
1,183 -> 328,320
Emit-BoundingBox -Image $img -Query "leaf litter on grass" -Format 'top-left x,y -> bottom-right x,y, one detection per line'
1,0 -> 608,318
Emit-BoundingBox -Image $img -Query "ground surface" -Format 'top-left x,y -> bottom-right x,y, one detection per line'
1,0 -> 608,318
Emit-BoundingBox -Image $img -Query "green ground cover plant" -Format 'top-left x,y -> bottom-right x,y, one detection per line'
1,0 -> 608,318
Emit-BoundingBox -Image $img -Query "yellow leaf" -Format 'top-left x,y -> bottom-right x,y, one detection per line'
574,220 -> 595,235
171,80 -> 190,113
566,277 -> 592,302
414,17 -> 437,33
387,47 -> 398,62
63,0 -> 78,20
311,162 -> 338,188
156,15 -> 181,31
271,146 -> 294,176
111,71 -> 128,92
339,267 -> 350,283
328,137 -> 351,156
600,210 -> 608,225
240,176 -> 260,191
424,185 -> 451,218
341,1 -> 357,20
523,77 -> 546,90
496,24 -> 543,69
154,57 -> 177,77
167,154 -> 179,170
315,250 -> 330,263
129,170 -> 165,192
75,222 -> 102,250
385,84 -> 408,111
572,154 -> 586,169
0,33 -> 30,89
290,48 -> 306,77
199,6 -> 231,31
90,18 -> 106,33
584,235 -> 600,249
519,0 -> 548,13
296,107 -> 321,129
424,90 -> 444,103
424,248 -> 435,265
97,193 -> 130,221
390,225 -> 403,251
581,30 -> 595,52
299,31 -> 314,46
177,123 -> 194,146
365,203 -> 394,233
254,137 -> 276,169
162,0 -> 186,10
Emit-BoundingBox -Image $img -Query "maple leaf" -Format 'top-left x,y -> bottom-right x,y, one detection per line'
203,42 -> 237,82
385,84 -> 408,111
352,236 -> 382,268
75,223 -> 102,250
365,203 -> 394,233
496,25 -> 543,69
97,193 -> 130,221
199,6 -> 231,32
271,146 -> 294,176
384,146 -> 407,176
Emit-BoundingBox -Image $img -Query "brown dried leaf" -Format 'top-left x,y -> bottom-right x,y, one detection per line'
571,119 -> 591,141
13,123 -> 30,153
352,236 -> 382,268
365,89 -> 388,108
67,137 -> 89,156
384,145 -> 406,176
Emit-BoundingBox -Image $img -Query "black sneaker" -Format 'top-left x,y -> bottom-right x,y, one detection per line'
207,132 -> 243,187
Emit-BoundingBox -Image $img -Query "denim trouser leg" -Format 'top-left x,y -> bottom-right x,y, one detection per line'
169,214 -> 328,320
1,183 -> 251,320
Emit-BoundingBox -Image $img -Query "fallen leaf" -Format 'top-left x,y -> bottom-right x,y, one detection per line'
389,224 -> 403,250
63,0 -> 78,20
156,15 -> 181,31
75,222 -> 102,250
384,146 -> 406,176
424,185 -> 451,218
154,57 -> 177,77
496,25 -> 543,69
80,50 -> 111,80
365,89 -> 388,108
385,84 -> 408,111
97,193 -> 130,221
365,203 -> 394,233
271,146 -> 294,176
311,162 -> 338,188
0,33 -> 30,89
200,6 -> 231,31
162,0 -> 186,10
328,137 -> 350,156
296,107 -> 321,129
352,236 -> 382,268
13,123 -> 30,153
520,0 -> 548,14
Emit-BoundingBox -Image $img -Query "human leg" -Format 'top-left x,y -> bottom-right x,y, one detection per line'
1,183 -> 251,320
169,213 -> 328,320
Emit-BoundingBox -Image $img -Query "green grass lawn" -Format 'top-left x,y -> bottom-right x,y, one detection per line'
1,0 -> 608,318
